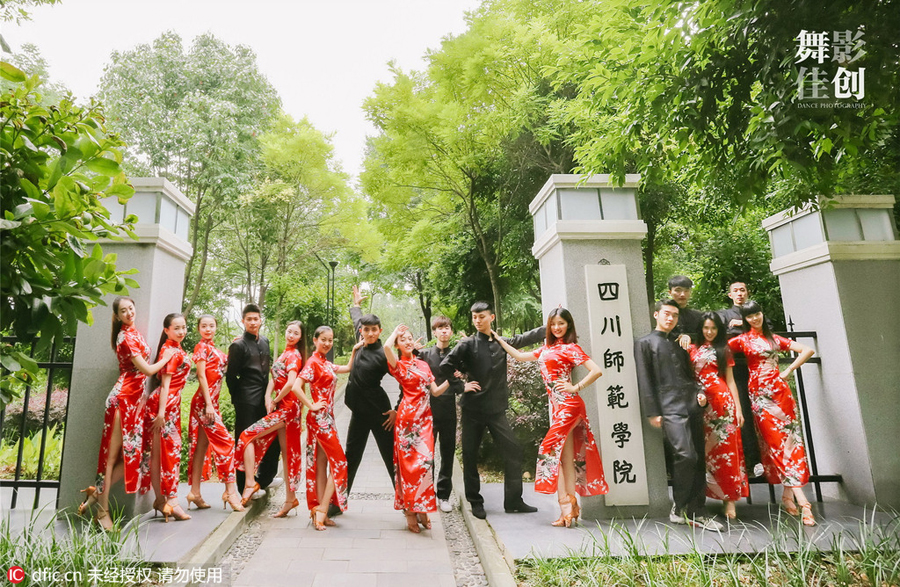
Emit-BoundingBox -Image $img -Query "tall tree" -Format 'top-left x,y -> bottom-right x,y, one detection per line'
98,31 -> 281,315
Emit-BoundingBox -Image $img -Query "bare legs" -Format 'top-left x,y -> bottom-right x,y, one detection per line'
241,422 -> 286,504
783,485 -> 816,526
310,442 -> 336,529
91,410 -> 126,529
552,429 -> 579,527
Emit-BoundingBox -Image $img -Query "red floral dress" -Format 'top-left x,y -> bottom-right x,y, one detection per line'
235,346 -> 304,492
188,339 -> 236,484
728,332 -> 810,487
298,352 -> 349,512
140,339 -> 191,498
533,342 -> 608,496
95,324 -> 152,494
389,357 -> 437,513
689,343 -> 749,501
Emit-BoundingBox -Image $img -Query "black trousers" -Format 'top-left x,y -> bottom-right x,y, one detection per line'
233,402 -> 280,493
460,409 -> 523,507
732,360 -> 762,471
661,411 -> 707,516
433,416 -> 457,500
345,407 -> 395,491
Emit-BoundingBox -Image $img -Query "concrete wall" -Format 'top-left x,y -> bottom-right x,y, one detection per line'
778,258 -> 900,509
60,241 -> 189,515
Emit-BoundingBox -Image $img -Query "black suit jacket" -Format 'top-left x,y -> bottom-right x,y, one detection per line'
634,330 -> 701,418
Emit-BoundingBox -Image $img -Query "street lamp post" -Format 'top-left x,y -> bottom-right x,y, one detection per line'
328,261 -> 338,360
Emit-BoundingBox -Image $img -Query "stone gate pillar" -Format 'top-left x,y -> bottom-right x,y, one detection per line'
529,174 -> 669,518
762,195 -> 900,509
59,178 -> 194,516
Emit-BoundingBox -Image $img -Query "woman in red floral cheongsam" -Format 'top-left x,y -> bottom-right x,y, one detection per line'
295,326 -> 363,530
689,312 -> 748,520
235,321 -> 305,518
384,324 -> 450,533
186,315 -> 243,512
494,307 -> 607,528
78,297 -> 175,530
140,313 -> 192,522
728,301 -> 816,526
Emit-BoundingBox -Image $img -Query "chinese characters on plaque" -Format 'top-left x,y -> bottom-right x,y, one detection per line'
585,264 -> 649,505
795,29 -> 866,100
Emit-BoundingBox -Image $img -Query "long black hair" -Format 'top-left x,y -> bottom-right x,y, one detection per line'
110,296 -> 135,351
740,300 -> 777,348
546,307 -> 578,346
699,312 -> 729,379
150,313 -> 184,390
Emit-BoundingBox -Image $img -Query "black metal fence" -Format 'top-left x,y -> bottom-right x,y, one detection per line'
0,336 -> 74,510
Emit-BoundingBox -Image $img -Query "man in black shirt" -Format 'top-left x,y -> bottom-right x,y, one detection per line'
440,301 -> 544,519
226,304 -> 279,494
668,275 -> 702,348
344,286 -> 396,498
634,299 -> 722,530
418,315 -> 474,513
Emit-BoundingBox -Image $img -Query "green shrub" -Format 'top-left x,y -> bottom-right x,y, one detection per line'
0,424 -> 63,480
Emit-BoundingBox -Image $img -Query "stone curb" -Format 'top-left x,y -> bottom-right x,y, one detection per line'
451,458 -> 518,587
179,487 -> 270,585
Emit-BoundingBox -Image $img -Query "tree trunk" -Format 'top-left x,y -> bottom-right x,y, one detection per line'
463,184 -> 503,334
643,222 -> 656,309
183,211 -> 213,317
184,189 -> 205,298
414,272 -> 432,341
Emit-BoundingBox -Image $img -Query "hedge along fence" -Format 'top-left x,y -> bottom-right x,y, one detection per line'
2,387 -> 69,442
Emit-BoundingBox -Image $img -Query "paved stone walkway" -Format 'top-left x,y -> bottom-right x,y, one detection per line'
227,376 -> 459,587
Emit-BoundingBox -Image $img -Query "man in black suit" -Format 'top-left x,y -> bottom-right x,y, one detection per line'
635,299 -> 722,530
440,301 -> 544,520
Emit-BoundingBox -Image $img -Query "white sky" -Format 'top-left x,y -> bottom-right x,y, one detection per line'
3,0 -> 483,180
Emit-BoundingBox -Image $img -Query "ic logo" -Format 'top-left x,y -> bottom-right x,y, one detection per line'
7,566 -> 25,584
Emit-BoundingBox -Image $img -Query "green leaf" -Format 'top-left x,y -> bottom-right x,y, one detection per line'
0,353 -> 22,372
85,157 -> 120,175
0,60 -> 27,82
0,219 -> 22,230
67,234 -> 86,257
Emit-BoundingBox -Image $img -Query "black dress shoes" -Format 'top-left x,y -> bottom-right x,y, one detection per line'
327,504 -> 342,517
504,501 -> 538,513
470,503 -> 487,519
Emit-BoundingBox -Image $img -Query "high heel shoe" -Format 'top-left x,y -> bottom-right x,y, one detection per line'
799,502 -> 817,527
153,496 -> 173,523
186,492 -> 210,510
222,491 -> 245,512
78,486 -> 98,516
416,513 -> 431,529
273,498 -> 300,518
94,506 -> 113,531
404,511 -> 420,534
781,494 -> 799,516
168,502 -> 191,521
311,505 -> 327,531
551,494 -> 577,528
240,482 -> 260,507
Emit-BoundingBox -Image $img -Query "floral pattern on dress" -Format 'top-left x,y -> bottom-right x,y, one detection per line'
389,357 -> 437,513
140,339 -> 191,498
299,352 -> 349,511
95,324 -> 152,494
234,346 -> 304,492
188,339 -> 236,483
689,343 -> 749,501
728,332 -> 810,487
532,342 -> 608,496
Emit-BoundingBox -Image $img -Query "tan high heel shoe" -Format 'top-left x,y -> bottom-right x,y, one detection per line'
186,492 -> 210,510
551,494 -> 577,528
168,501 -> 191,521
781,493 -> 799,516
311,505 -> 327,531
273,498 -> 300,518
94,506 -> 113,531
416,512 -> 431,529
404,511 -> 420,534
153,496 -> 173,523
78,486 -> 98,516
799,502 -> 817,527
240,482 -> 260,507
222,491 -> 245,512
